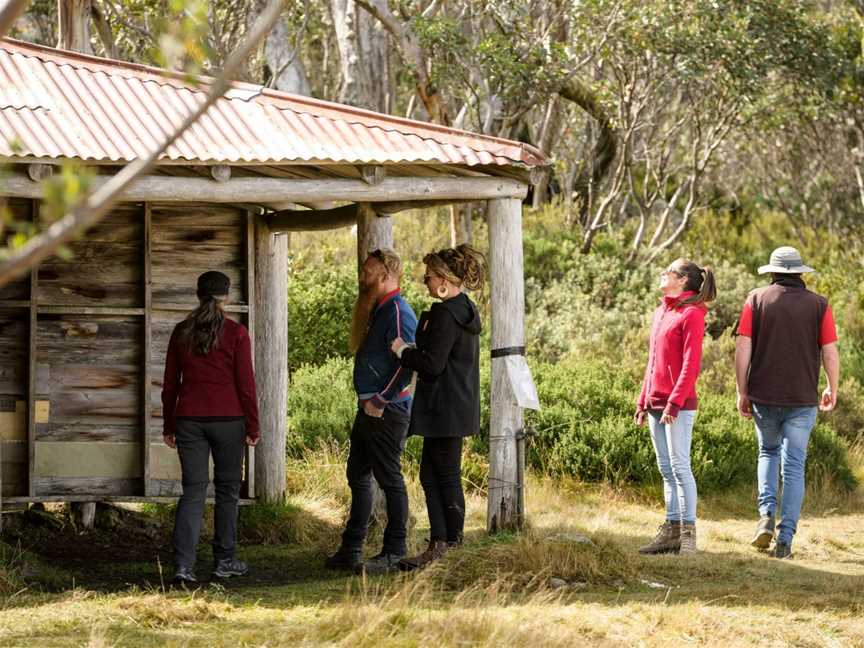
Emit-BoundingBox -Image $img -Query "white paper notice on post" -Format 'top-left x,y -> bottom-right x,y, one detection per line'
505,355 -> 540,410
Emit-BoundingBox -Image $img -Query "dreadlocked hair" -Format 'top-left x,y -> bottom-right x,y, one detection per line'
423,243 -> 487,291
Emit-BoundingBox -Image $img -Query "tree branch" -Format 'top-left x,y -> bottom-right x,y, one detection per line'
0,0 -> 287,287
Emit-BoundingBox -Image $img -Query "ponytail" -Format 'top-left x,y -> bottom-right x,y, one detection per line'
180,296 -> 226,355
675,258 -> 716,306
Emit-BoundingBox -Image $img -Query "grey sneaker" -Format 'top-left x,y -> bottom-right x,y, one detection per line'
638,521 -> 681,555
357,552 -> 404,576
751,515 -> 775,549
172,566 -> 198,585
772,542 -> 792,559
213,557 -> 249,579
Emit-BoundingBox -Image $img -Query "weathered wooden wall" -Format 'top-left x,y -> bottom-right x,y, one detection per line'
0,198 -> 254,502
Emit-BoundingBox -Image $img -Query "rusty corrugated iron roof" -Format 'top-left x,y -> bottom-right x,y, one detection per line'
0,38 -> 547,169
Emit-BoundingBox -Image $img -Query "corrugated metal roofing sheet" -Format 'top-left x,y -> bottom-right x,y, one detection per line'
0,38 -> 546,169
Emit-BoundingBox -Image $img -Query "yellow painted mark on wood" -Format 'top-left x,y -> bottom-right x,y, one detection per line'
0,401 -> 26,441
34,442 -> 141,478
35,400 -> 50,423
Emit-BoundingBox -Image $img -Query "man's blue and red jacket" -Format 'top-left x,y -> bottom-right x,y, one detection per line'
353,289 -> 418,414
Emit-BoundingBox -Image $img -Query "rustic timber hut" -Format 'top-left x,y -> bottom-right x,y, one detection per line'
0,38 -> 546,531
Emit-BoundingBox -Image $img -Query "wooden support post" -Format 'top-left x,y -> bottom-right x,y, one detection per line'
142,203 -> 152,496
356,203 -> 392,268
244,211 -> 256,499
253,219 -> 287,502
486,197 -> 526,532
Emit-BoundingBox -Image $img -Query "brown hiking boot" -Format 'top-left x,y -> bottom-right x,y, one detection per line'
751,515 -> 775,550
638,521 -> 681,555
398,540 -> 449,572
679,523 -> 697,555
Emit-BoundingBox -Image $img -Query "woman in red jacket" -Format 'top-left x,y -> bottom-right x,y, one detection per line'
635,259 -> 715,555
162,271 -> 260,585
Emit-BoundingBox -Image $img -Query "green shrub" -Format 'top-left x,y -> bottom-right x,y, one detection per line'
524,359 -> 857,493
287,357 -> 356,455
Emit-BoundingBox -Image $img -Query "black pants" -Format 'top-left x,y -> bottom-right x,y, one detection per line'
342,408 -> 410,555
420,436 -> 465,544
173,418 -> 245,569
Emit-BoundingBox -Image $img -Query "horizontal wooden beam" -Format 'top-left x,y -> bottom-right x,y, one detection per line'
267,203 -> 361,232
266,199 -> 479,232
2,173 -> 529,203
2,495 -> 257,505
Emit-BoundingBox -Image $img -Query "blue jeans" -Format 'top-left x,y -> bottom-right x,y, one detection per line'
752,404 -> 817,545
648,410 -> 697,524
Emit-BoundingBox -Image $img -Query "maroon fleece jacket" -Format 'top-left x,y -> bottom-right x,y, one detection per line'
637,291 -> 707,417
161,318 -> 260,440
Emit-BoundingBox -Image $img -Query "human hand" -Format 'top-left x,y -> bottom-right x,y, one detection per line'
737,393 -> 753,418
660,412 -> 676,425
634,410 -> 646,426
163,433 -> 176,449
819,388 -> 837,412
391,337 -> 407,355
363,400 -> 384,418
246,435 -> 260,447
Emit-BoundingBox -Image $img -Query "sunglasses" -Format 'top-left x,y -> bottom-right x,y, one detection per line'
661,267 -> 683,277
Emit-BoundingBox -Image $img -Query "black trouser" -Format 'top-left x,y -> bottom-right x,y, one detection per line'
420,436 -> 465,544
173,418 -> 245,569
342,408 -> 410,555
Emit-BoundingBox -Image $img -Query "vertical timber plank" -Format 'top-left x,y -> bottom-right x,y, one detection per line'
143,203 -> 153,496
486,197 -> 526,532
27,200 -> 38,498
244,210 -> 256,498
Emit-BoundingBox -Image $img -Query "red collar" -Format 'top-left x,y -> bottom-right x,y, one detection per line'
377,288 -> 400,306
663,290 -> 697,309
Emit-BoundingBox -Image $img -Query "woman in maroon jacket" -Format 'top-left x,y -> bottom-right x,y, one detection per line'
635,259 -> 715,556
162,271 -> 260,584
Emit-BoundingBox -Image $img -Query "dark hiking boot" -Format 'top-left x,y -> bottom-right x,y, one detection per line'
751,515 -> 775,550
172,566 -> 198,586
398,540 -> 449,572
324,546 -> 363,571
638,521 -> 681,555
679,523 -> 697,555
213,557 -> 249,579
356,552 -> 404,576
772,542 -> 792,559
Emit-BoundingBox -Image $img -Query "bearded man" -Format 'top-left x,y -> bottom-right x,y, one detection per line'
324,248 -> 418,575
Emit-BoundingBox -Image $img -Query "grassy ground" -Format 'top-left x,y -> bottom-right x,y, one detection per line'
2,450 -> 864,648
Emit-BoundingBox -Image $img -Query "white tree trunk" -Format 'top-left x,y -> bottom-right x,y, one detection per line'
57,0 -> 92,54
486,197 -> 526,532
250,1 -> 311,94
254,221 -> 288,502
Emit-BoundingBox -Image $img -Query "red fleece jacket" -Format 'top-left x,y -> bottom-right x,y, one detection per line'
637,291 -> 707,417
162,318 -> 260,440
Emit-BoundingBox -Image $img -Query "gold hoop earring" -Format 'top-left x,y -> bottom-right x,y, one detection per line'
437,285 -> 449,299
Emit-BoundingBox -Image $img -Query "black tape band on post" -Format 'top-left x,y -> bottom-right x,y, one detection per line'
490,346 -> 525,358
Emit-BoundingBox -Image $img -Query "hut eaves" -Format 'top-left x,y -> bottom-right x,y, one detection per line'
0,38 -> 547,170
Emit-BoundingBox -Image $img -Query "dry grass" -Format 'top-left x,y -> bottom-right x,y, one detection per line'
2,447 -> 864,647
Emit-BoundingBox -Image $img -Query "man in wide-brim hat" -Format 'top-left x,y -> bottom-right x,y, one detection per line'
734,246 -> 840,559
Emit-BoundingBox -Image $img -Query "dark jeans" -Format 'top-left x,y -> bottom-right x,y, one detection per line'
420,436 -> 465,544
342,408 -> 410,555
173,418 -> 246,569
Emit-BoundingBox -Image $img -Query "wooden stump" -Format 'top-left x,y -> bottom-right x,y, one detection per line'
253,220 -> 288,502
486,197 -> 526,532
